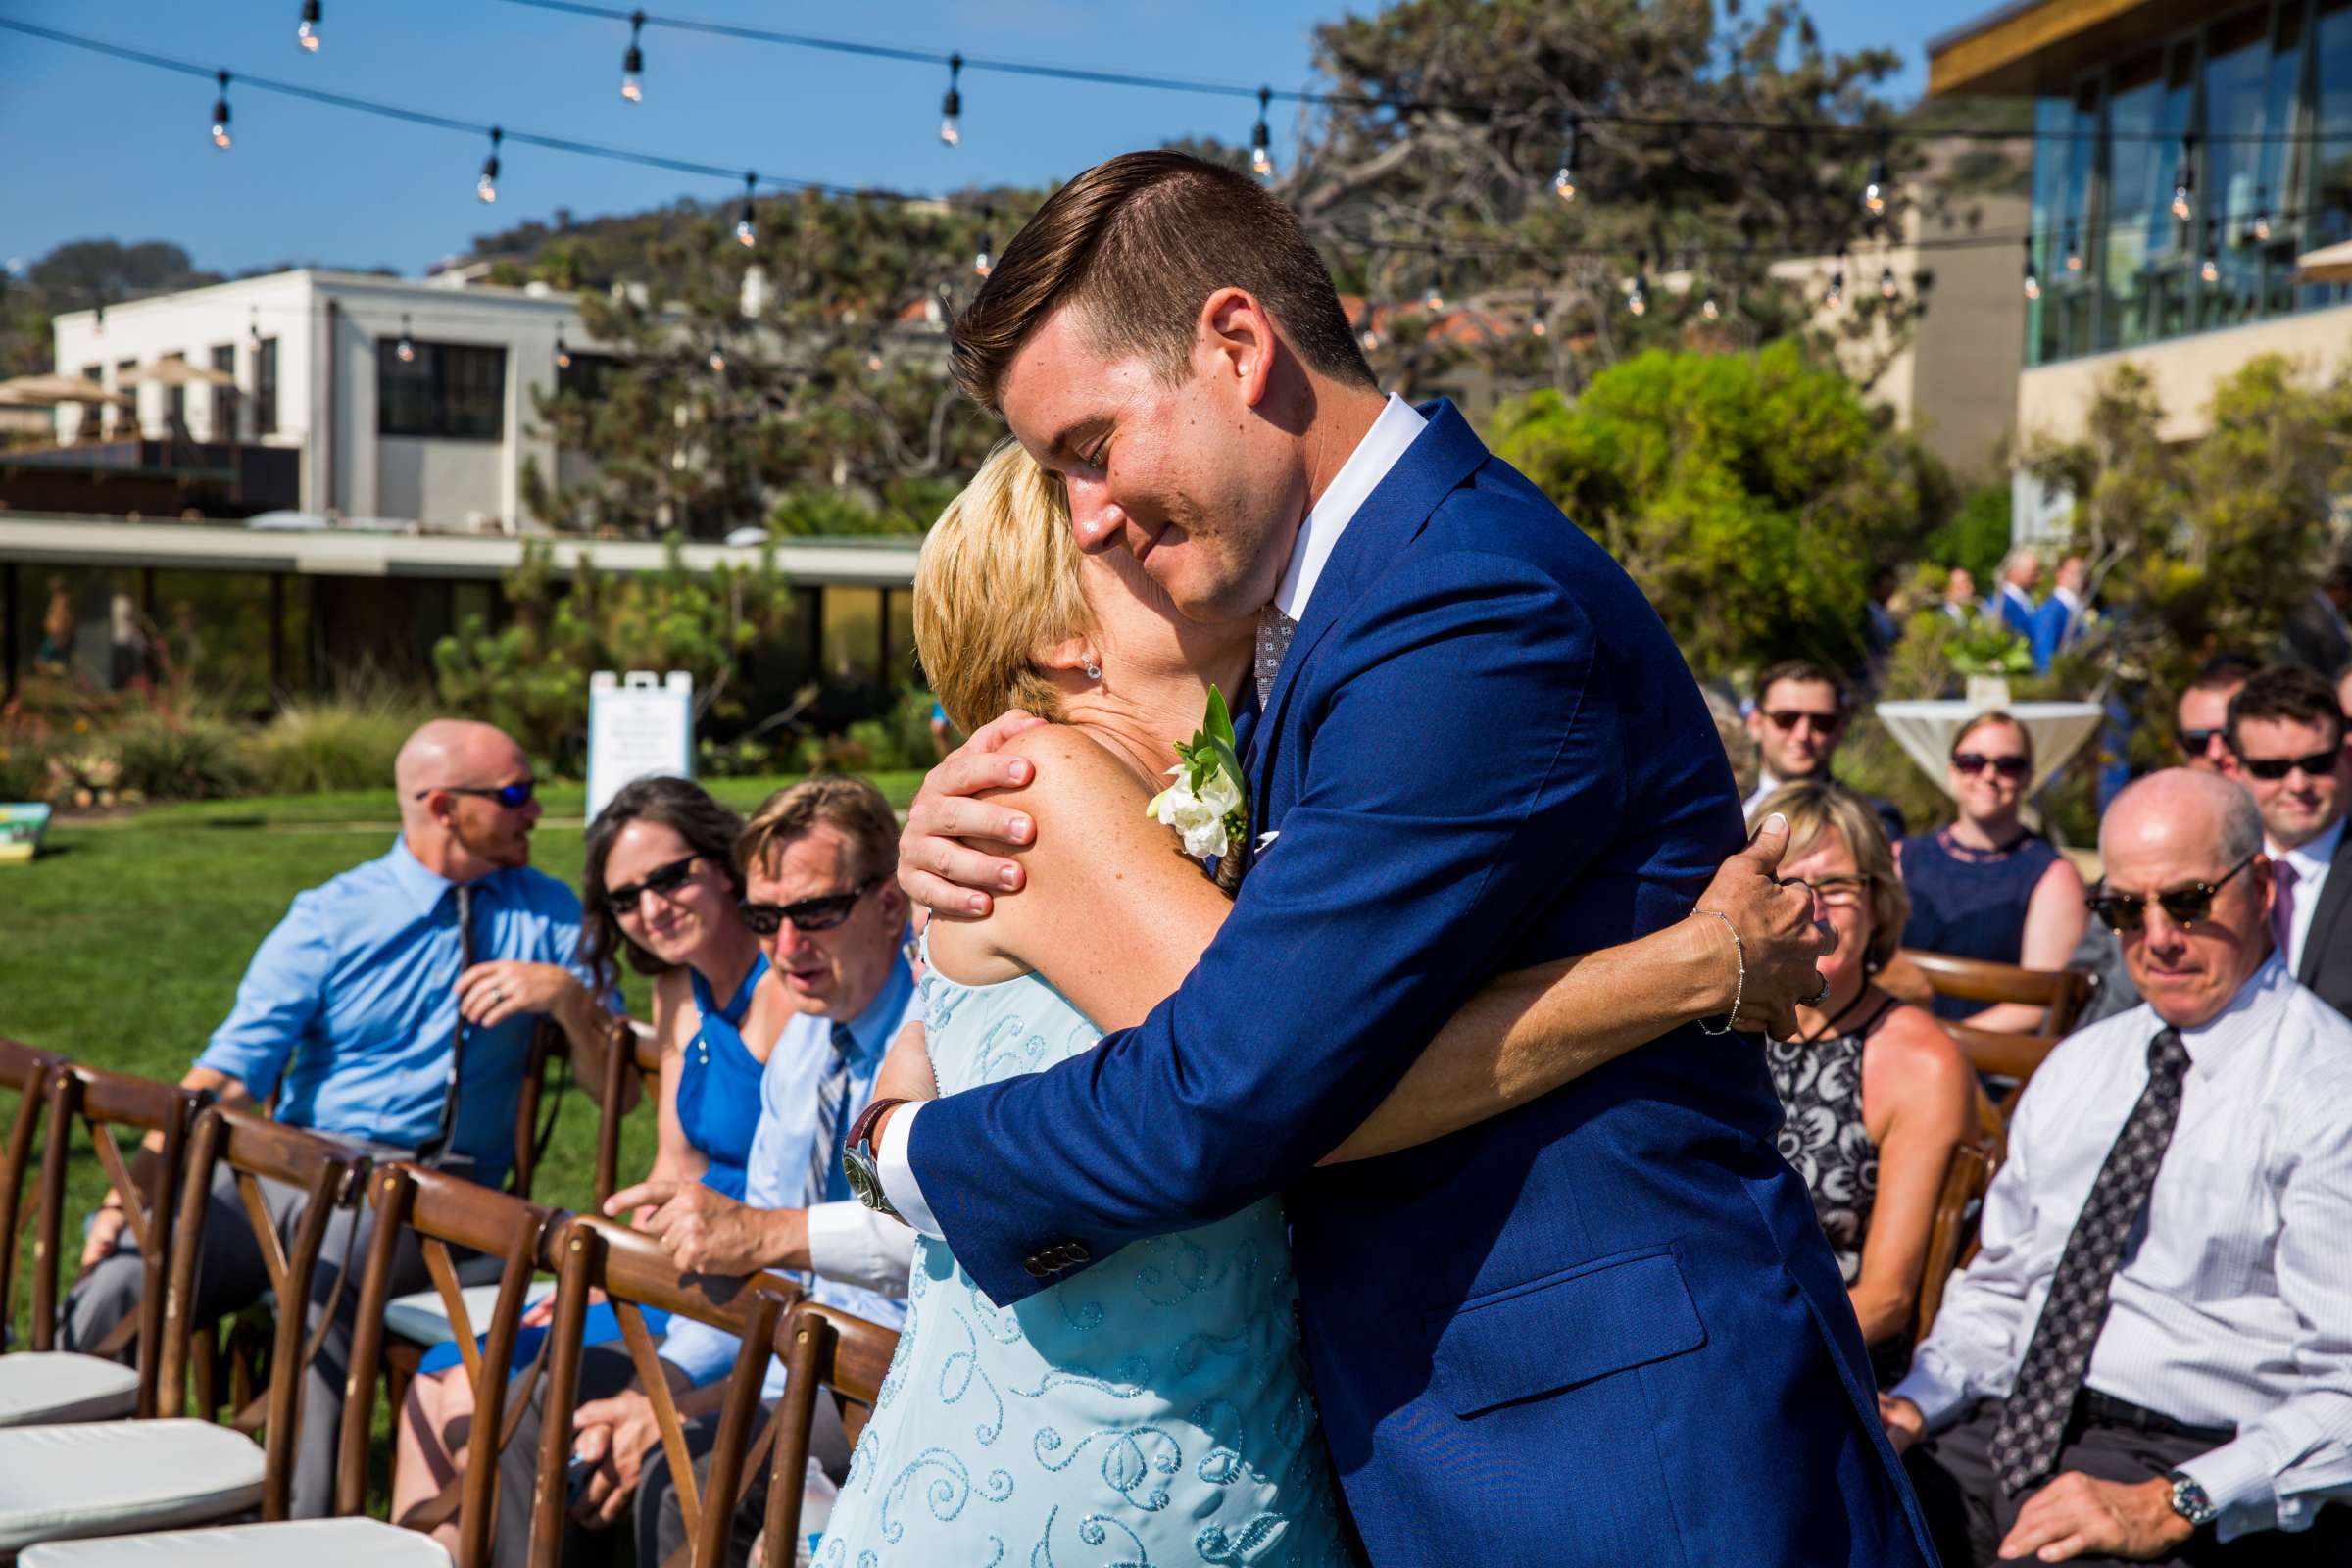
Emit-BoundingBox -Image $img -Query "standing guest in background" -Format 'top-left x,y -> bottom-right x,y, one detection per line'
2031,554 -> 2088,672
1943,566 -> 1980,626
1861,565 -> 1903,684
62,719 -> 627,1518
1754,781 -> 1977,1388
1993,549 -> 2042,640
1705,686 -> 1762,801
35,576 -> 74,673
1743,659 -> 1907,845
2220,663 -> 2352,1017
2176,654 -> 2259,772
2333,662 -> 2352,743
1884,769 -> 2352,1567
2281,560 -> 2352,676
928,698 -> 954,760
1898,711 -> 2087,1027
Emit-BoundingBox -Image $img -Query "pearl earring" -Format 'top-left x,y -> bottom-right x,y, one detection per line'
1083,658 -> 1102,681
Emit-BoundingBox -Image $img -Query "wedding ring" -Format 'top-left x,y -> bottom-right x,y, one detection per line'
489,987 -> 505,1005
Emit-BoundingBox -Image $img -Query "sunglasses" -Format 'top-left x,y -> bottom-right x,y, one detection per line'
2236,750 -> 2340,782
2179,727 -> 2222,758
1765,710 -> 1844,734
739,877 -> 881,936
603,853 -> 701,916
1952,752 -> 2030,780
412,779 -> 537,808
2085,852 -> 2260,934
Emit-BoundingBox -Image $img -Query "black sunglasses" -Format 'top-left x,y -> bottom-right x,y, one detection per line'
2179,727 -> 2222,758
1764,710 -> 1844,734
2237,750 -> 2340,782
603,853 -> 701,916
739,877 -> 882,936
2085,852 -> 2261,934
1952,752 -> 2030,780
413,779 -> 536,808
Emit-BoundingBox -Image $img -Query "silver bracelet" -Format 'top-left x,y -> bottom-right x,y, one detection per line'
1694,908 -> 1743,1036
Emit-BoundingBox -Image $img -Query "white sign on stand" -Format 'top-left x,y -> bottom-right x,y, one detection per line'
587,670 -> 695,821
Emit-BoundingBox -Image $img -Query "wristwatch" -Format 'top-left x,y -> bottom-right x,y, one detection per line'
842,1097 -> 910,1224
2166,1470 -> 2219,1530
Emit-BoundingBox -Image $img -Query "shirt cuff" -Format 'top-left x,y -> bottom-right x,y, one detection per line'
2174,1441 -> 2278,1541
877,1102 -> 944,1240
806,1199 -> 917,1295
1889,1352 -> 1973,1434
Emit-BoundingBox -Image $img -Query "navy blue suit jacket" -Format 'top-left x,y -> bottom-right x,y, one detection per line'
908,403 -> 1936,1565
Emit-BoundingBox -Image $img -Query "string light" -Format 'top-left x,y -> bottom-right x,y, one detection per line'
2172,133 -> 2196,221
1530,294 -> 1548,338
620,9 -> 645,101
708,343 -> 727,373
477,125 -> 502,202
939,52 -> 962,147
2253,189 -> 2273,242
396,315 -> 416,363
1356,298 -> 1380,352
1826,248 -> 1846,309
297,1 -> 321,53
2022,233 -> 2040,301
1627,250 -> 1648,317
93,300 -> 105,337
1700,292 -> 1720,321
210,70 -> 232,149
2200,220 -> 2220,284
247,307 -> 262,351
2064,219 -> 2082,271
734,172 -> 757,246
864,336 -> 885,373
1861,128 -> 1888,216
1251,86 -> 1274,179
1553,115 -> 1578,203
555,331 -> 572,369
973,205 -> 994,277
1422,246 -> 1445,313
1879,264 -> 1897,299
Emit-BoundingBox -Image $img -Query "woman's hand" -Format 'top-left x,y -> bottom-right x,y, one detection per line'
521,1285 -> 602,1329
873,1019 -> 940,1104
1692,812 -> 1837,1038
78,1199 -> 131,1274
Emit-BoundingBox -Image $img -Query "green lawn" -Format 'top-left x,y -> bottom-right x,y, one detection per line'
2,768 -> 922,1348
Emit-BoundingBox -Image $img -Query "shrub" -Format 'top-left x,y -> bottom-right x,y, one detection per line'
241,695 -> 429,795
109,715 -> 255,801
0,739 -> 48,804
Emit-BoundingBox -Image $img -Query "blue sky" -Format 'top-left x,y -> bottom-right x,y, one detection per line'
0,0 -> 1996,278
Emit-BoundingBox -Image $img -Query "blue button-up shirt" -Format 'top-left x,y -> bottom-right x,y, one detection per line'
193,837 -> 603,1188
659,953 -> 915,1395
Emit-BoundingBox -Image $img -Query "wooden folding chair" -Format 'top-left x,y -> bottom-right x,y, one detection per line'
0,1040 -> 67,1356
592,1018 -> 662,1207
760,1300 -> 901,1566
1911,1142 -> 1995,1347
509,1017 -> 578,1203
531,1214 -> 796,1568
1896,951 -> 2093,1116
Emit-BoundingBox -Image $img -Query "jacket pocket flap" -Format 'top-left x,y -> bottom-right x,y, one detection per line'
1429,1248 -> 1706,1418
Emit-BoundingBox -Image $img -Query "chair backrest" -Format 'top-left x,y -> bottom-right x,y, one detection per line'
0,1038 -> 66,1353
531,1214 -> 796,1568
1912,1142 -> 1996,1346
592,1018 -> 661,1206
1896,950 -> 2093,1033
32,1064 -> 208,1408
1947,1023 -> 2060,1119
339,1161 -> 564,1567
509,1017 -> 570,1201
761,1300 -> 902,1563
157,1106 -> 372,1520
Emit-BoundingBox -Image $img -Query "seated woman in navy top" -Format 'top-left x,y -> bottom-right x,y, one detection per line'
1896,710 -> 2087,1030
392,775 -> 788,1533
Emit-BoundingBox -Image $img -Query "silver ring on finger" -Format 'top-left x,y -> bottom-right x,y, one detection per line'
1803,971 -> 1832,1007
489,987 -> 504,1005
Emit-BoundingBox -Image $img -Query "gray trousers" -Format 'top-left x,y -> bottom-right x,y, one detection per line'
61,1158 -> 470,1519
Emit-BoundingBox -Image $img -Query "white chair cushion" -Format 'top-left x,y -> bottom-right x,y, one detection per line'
0,1420 -> 265,1550
0,1353 -> 139,1427
381,1281 -> 553,1347
22,1517 -> 453,1567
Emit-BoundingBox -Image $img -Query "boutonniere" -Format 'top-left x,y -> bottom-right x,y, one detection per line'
1146,683 -> 1250,860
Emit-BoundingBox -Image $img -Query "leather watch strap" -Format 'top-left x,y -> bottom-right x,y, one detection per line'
845,1096 -> 909,1160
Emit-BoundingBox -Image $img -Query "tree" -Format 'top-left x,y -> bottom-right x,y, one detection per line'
1493,339 -> 1949,675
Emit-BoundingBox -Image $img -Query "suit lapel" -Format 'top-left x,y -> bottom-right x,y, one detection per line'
2298,830 -> 2352,985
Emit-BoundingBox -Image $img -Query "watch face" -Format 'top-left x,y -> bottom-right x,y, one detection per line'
844,1145 -> 885,1208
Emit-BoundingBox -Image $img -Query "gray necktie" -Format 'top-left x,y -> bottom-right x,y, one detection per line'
416,882 -> 474,1166
808,1022 -> 854,1209
1255,605 -> 1298,709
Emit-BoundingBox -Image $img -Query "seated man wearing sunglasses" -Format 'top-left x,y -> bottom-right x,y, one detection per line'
2219,663 -> 2352,1018
1883,767 -> 2352,1566
64,718 -> 628,1518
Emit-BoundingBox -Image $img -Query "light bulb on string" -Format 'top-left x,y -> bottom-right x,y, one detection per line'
1529,294 -> 1548,338
940,53 -> 963,146
1627,250 -> 1648,318
1552,115 -> 1579,203
1826,249 -> 1846,310
1356,299 -> 1380,352
864,336 -> 885,374
621,10 -> 645,102
1861,129 -> 1889,217
1700,293 -> 1720,322
1422,247 -> 1445,314
396,315 -> 416,364
2022,234 -> 2040,301
973,206 -> 994,278
735,172 -> 758,247
297,1 -> 321,53
2200,220 -> 2220,284
555,332 -> 572,371
2172,134 -> 2196,221
2064,219 -> 2082,271
2253,189 -> 2273,242
477,126 -> 502,204
1251,87 -> 1275,179
210,71 -> 232,150
247,308 -> 262,352
708,344 -> 727,374
1879,265 -> 1898,300
93,300 -> 106,338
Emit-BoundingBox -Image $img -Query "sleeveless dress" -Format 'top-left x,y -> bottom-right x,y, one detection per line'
816,961 -> 1350,1568
1897,828 -> 2062,1020
676,951 -> 772,1200
1765,998 -> 1913,1387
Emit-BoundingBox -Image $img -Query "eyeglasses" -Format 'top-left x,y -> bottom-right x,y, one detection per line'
739,877 -> 881,936
2085,852 -> 2260,934
413,780 -> 536,808
2236,750 -> 2341,782
1801,874 -> 1874,908
1765,710 -> 1844,735
2179,727 -> 2222,758
1952,752 -> 2030,780
603,853 -> 701,917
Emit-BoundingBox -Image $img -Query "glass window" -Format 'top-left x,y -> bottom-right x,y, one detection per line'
161,351 -> 187,436
2202,9 -> 2273,329
76,364 -> 103,441
556,351 -> 621,402
2101,52 -> 2170,349
254,338 -> 279,435
2313,0 -> 2352,306
209,344 -> 236,441
378,340 -> 507,440
821,586 -> 883,687
2029,94 -> 2072,366
113,359 -> 139,437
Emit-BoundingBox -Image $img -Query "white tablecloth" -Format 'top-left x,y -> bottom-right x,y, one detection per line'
1874,699 -> 2105,801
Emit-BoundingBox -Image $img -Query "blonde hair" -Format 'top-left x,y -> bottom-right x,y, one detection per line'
1748,780 -> 1911,972
912,440 -> 1095,735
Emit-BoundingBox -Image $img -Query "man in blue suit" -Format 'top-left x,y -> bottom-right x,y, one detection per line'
1995,548 -> 2044,641
859,151 -> 1936,1566
2031,553 -> 2088,672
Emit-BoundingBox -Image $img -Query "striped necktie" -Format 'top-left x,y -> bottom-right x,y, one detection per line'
807,1022 -> 854,1209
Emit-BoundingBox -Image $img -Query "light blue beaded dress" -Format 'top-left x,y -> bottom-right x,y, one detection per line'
815,958 -> 1350,1568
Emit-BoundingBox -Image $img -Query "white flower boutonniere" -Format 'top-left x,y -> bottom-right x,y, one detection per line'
1146,683 -> 1250,861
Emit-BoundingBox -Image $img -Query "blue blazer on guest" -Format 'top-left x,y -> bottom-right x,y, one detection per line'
1997,581 -> 2041,641
2031,592 -> 2080,671
906,401 -> 1936,1566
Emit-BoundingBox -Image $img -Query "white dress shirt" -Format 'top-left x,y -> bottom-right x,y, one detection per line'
2274,815 -> 2345,978
1742,769 -> 1788,822
877,393 -> 1432,1240
1893,958 -> 2352,1540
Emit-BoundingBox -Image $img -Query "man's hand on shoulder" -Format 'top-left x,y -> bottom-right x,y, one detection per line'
899,710 -> 1049,920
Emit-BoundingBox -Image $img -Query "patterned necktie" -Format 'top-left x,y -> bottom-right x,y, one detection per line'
2271,856 -> 2299,968
807,1022 -> 854,1209
416,882 -> 475,1166
1988,1026 -> 2194,1496
1255,605 -> 1298,709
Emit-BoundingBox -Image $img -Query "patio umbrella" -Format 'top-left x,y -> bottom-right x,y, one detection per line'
0,372 -> 128,405
2294,237 -> 2352,284
113,360 -> 236,389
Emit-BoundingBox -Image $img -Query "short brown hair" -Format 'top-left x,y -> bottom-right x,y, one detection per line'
949,150 -> 1376,411
737,775 -> 900,889
1749,779 -> 1911,972
1754,660 -> 1851,712
2228,662 -> 2346,751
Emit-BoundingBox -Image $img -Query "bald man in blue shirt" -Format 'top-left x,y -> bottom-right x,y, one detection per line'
64,719 -> 628,1517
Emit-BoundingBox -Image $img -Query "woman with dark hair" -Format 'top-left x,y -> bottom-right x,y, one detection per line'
392,774 -> 790,1539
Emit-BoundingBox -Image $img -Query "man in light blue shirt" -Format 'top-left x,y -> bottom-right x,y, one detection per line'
65,719 -> 626,1517
488,775 -> 917,1568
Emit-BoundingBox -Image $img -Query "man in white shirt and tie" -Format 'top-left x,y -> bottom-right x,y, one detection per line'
2219,663 -> 2352,1016
1880,768 -> 2352,1566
